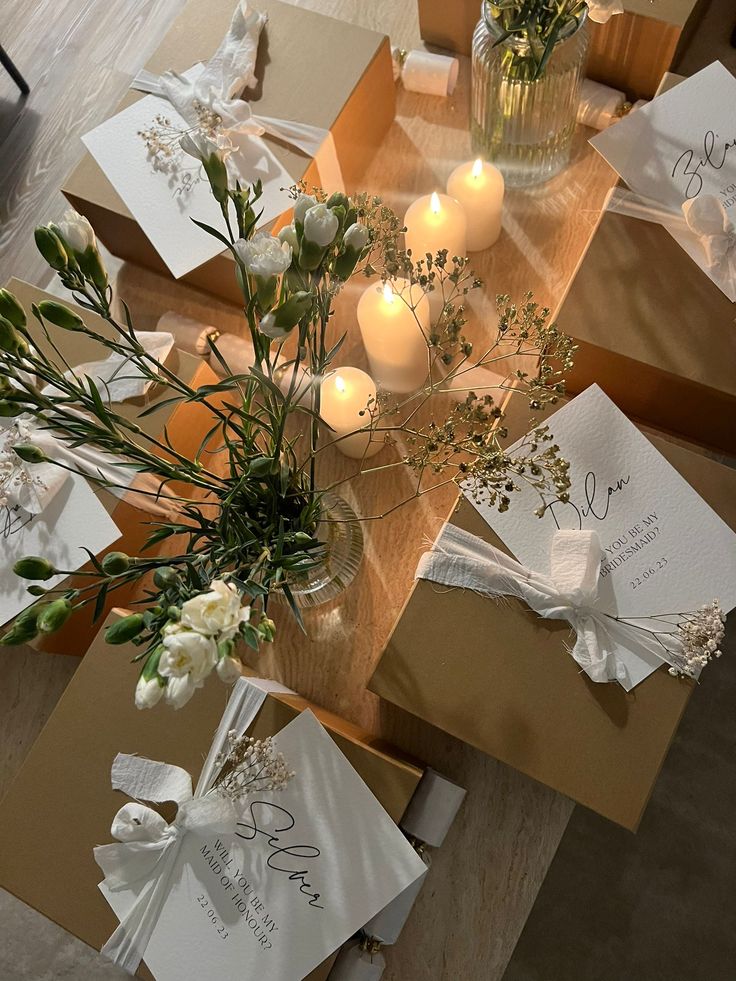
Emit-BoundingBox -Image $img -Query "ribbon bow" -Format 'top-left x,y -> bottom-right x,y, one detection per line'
681,194 -> 736,270
133,0 -> 344,192
416,524 -> 682,687
1,332 -> 177,520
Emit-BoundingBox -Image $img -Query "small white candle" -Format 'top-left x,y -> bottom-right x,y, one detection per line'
357,279 -> 431,394
404,191 -> 467,263
320,367 -> 382,459
446,158 -> 504,251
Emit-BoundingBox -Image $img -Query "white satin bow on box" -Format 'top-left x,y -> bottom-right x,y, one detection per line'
416,523 -> 686,687
0,332 -> 178,520
94,676 -> 292,973
132,0 -> 344,193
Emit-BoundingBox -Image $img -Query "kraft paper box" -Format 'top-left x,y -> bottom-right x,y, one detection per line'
5,279 -> 221,657
554,72 -> 736,456
417,0 -> 710,99
62,0 -> 395,304
0,611 -> 423,981
369,395 -> 736,832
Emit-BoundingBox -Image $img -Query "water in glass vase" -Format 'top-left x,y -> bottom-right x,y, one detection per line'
471,4 -> 589,188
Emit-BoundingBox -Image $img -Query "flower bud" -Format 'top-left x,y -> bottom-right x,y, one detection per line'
102,551 -> 130,576
105,612 -> 145,645
153,566 -> 180,589
0,289 -> 26,329
78,246 -> 109,292
37,598 -> 73,634
34,225 -> 69,271
1,614 -> 41,645
277,223 -> 299,251
38,301 -> 84,331
258,616 -> 276,643
135,673 -> 165,710
0,400 -> 21,418
293,193 -> 317,225
56,209 -> 96,254
13,444 -> 47,465
203,151 -> 229,204
216,653 -> 242,683
326,191 -> 350,212
0,315 -> 22,354
303,204 -> 339,248
14,556 -> 56,581
258,291 -> 313,339
343,222 -> 369,251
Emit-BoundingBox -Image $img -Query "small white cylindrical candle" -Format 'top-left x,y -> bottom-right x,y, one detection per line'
320,367 -> 382,459
357,279 -> 431,394
404,191 -> 467,263
446,158 -> 504,251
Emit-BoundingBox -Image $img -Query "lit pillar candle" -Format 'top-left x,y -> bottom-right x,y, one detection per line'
320,367 -> 383,459
446,158 -> 504,251
357,279 -> 431,393
404,191 -> 467,263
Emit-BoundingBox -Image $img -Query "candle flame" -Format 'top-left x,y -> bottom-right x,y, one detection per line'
430,191 -> 441,214
472,158 -> 483,179
382,282 -> 394,304
334,374 -> 346,394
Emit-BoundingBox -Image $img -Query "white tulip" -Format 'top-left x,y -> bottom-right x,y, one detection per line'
159,624 -> 217,683
164,673 -> 202,710
179,579 -> 245,639
303,204 -> 339,248
278,223 -> 299,250
343,222 -> 369,251
217,654 -> 243,683
293,193 -> 317,224
134,675 -> 165,710
57,209 -> 96,253
236,232 -> 292,279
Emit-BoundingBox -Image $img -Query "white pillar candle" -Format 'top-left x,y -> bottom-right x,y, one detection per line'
357,279 -> 431,394
404,191 -> 467,263
320,367 -> 382,459
446,158 -> 504,251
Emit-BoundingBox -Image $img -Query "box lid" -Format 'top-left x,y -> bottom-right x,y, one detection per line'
369,394 -> 736,830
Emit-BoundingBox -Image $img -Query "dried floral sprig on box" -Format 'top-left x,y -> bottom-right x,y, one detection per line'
214,729 -> 295,802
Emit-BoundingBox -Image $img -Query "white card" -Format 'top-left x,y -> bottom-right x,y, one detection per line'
0,438 -> 121,627
101,711 -> 426,981
82,67 -> 294,279
464,386 -> 736,689
590,62 -> 736,300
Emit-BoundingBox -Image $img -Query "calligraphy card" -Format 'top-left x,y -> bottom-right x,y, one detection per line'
590,62 -> 736,300
100,711 -> 426,981
82,66 -> 293,279
464,385 -> 736,690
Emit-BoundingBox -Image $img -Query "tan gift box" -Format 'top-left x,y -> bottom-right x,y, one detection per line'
417,0 -> 710,99
4,278 -> 221,656
62,0 -> 395,304
555,72 -> 736,457
369,394 -> 736,831
0,611 -> 423,981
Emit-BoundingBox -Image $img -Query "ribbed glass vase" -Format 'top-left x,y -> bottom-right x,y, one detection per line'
282,492 -> 364,609
471,3 -> 589,187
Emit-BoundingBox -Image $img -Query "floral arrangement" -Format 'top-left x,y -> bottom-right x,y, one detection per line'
0,136 -> 575,710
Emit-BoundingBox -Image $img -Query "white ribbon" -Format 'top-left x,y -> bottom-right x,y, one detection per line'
416,524 -> 683,686
95,675 -> 293,974
132,1 -> 344,193
2,332 -> 179,519
605,186 -> 736,301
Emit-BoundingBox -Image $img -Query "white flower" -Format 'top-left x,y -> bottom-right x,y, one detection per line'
586,0 -> 623,24
57,209 -> 96,253
278,223 -> 298,250
293,193 -> 317,224
217,655 -> 242,683
160,624 -> 217,683
236,232 -> 292,279
258,312 -> 288,339
164,673 -> 203,710
343,222 -> 369,251
134,675 -> 165,710
303,204 -> 339,248
179,579 -> 245,640
180,130 -> 228,163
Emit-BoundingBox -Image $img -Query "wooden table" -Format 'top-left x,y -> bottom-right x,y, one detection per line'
0,0 -> 618,977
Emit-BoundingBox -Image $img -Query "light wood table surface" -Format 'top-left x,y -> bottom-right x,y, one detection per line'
0,0 -> 618,978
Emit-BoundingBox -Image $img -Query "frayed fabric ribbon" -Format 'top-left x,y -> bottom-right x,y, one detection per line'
605,186 -> 736,301
416,524 -> 682,686
1,332 -> 178,519
131,0 -> 344,193
94,675 -> 292,974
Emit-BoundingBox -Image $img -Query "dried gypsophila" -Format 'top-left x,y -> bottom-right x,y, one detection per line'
666,600 -> 726,677
213,729 -> 295,803
138,101 -> 224,174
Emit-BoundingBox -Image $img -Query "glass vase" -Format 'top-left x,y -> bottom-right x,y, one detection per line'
471,3 -> 589,187
283,492 -> 364,609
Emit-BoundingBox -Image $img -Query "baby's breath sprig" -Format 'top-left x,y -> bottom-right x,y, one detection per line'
214,730 -> 295,802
